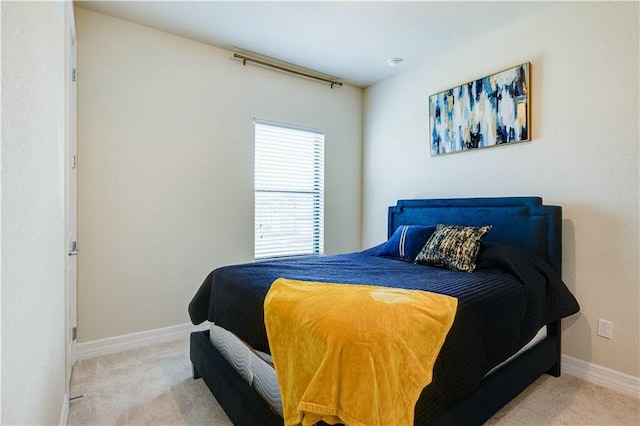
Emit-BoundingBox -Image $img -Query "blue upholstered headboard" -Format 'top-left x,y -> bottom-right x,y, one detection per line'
388,197 -> 562,274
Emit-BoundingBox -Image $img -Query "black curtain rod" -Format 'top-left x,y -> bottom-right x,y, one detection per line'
233,53 -> 343,89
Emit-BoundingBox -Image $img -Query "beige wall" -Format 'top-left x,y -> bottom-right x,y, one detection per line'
362,2 -> 639,377
75,8 -> 363,342
1,1 -> 68,423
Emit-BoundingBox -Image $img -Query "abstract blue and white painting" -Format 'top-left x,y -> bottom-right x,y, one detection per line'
429,63 -> 529,156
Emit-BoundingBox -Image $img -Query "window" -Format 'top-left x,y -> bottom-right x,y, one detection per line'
254,119 -> 324,259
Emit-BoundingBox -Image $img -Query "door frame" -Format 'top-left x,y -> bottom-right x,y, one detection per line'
64,0 -> 78,394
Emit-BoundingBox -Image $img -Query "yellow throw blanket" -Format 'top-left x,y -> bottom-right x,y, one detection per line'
264,278 -> 458,426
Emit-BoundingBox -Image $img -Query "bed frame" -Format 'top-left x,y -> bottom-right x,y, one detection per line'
190,197 -> 563,425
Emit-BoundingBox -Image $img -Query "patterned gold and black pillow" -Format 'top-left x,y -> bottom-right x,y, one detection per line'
414,224 -> 492,272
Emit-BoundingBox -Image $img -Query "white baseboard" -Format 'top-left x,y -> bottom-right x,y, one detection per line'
75,325 -> 640,399
59,392 -> 69,426
76,322 -> 209,360
562,354 -> 640,398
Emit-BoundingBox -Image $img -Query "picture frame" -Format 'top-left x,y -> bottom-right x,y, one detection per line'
429,62 -> 530,156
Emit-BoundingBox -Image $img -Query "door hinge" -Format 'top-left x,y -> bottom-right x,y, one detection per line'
72,68 -> 77,82
72,327 -> 77,341
72,154 -> 77,169
68,241 -> 78,256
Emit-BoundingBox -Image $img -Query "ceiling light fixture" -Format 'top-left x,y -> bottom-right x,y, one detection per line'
387,57 -> 403,67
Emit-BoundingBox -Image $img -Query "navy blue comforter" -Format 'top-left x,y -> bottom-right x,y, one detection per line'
189,243 -> 578,423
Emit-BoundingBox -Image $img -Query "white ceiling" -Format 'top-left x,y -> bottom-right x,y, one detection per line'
76,1 -> 555,88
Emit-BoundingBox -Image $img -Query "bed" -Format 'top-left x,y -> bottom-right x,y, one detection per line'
189,197 -> 579,425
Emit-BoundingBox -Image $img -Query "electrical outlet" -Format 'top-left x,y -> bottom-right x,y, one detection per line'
597,319 -> 613,339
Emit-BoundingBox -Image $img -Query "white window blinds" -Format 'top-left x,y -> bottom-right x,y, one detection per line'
254,119 -> 325,259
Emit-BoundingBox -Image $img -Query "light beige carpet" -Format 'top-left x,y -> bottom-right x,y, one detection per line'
68,337 -> 639,425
